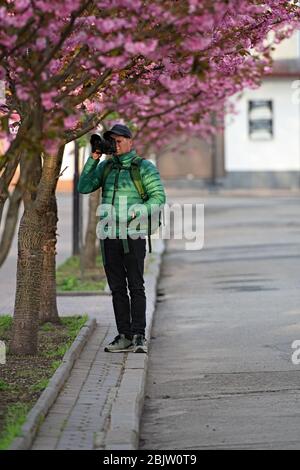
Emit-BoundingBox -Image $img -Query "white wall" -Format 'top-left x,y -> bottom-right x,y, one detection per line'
60,141 -> 75,180
60,141 -> 96,180
225,79 -> 300,172
271,30 -> 300,60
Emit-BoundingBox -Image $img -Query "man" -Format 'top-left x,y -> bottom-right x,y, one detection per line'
77,124 -> 166,353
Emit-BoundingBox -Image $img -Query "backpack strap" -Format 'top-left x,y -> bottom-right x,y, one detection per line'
147,217 -> 152,253
130,156 -> 152,252
130,157 -> 148,201
100,159 -> 114,189
101,156 -> 146,196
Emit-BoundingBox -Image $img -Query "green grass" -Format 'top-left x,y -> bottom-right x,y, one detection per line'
56,255 -> 106,292
0,403 -> 30,450
0,380 -> 11,391
40,322 -> 56,332
0,316 -> 13,337
42,344 -> 69,358
30,378 -> 50,393
50,360 -> 61,373
41,315 -> 88,359
61,315 -> 89,340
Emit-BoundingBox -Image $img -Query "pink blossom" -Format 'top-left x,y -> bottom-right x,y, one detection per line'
36,37 -> 47,51
183,37 -> 211,52
125,40 -> 158,56
41,91 -> 57,111
16,88 -> 30,101
0,0 -> 299,157
43,138 -> 61,156
64,115 -> 78,129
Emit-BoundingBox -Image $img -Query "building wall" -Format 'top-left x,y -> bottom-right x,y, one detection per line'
270,30 -> 299,60
59,136 -> 221,184
225,79 -> 300,173
157,137 -> 213,179
221,30 -> 300,189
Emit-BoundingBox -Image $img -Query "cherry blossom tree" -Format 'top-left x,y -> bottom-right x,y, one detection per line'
0,0 -> 299,354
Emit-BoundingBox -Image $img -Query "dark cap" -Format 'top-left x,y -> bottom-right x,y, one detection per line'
103,124 -> 132,140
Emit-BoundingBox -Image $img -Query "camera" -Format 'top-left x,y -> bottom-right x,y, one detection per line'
90,134 -> 116,155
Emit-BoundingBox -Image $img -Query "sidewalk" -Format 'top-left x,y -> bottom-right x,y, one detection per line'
28,240 -> 163,450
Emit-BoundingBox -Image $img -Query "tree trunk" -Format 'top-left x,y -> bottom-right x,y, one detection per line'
81,188 -> 100,271
10,147 -> 62,355
10,206 -> 45,354
39,192 -> 60,325
38,146 -> 64,325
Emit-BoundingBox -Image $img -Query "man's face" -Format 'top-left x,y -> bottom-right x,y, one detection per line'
111,134 -> 133,156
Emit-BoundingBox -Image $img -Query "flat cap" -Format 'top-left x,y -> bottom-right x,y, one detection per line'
103,124 -> 132,139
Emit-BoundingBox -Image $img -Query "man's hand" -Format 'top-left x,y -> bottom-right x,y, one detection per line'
91,151 -> 102,160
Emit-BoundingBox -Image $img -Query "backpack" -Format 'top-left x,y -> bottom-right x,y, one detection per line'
100,156 -> 162,253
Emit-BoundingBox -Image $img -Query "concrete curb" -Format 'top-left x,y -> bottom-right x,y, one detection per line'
57,291 -> 109,297
104,239 -> 165,450
9,318 -> 97,450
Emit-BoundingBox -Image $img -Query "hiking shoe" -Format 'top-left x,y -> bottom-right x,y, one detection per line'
104,334 -> 133,353
132,334 -> 148,353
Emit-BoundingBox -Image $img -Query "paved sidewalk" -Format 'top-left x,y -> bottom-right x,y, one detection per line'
31,323 -> 121,450
27,241 -> 161,450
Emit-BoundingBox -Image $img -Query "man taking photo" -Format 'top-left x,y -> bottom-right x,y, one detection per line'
77,124 -> 166,353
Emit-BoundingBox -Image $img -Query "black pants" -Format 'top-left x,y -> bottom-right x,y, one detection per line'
102,237 -> 146,337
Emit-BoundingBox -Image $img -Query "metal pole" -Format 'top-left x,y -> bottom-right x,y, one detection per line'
73,141 -> 81,256
210,111 -> 217,187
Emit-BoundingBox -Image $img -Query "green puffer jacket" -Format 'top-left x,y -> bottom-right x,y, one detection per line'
77,150 -> 166,238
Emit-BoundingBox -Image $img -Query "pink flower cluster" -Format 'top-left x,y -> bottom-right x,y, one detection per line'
0,0 -> 299,156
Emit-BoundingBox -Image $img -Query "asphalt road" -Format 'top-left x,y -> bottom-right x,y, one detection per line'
139,193 -> 300,450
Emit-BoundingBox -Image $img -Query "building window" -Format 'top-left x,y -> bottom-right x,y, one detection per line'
248,100 -> 273,140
